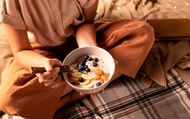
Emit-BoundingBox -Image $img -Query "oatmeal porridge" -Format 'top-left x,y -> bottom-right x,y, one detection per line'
68,55 -> 110,88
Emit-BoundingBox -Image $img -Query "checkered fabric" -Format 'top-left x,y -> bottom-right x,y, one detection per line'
54,68 -> 190,119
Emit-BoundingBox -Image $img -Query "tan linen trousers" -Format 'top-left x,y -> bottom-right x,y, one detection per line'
0,19 -> 154,119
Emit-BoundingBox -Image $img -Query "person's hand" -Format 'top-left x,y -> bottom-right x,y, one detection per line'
79,59 -> 118,97
79,90 -> 104,97
36,58 -> 65,88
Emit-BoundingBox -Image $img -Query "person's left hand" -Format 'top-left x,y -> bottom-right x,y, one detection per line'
79,89 -> 104,97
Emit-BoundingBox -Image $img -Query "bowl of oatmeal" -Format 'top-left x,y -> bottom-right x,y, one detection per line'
62,46 -> 115,94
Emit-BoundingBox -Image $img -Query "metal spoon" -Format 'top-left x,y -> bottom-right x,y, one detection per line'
29,65 -> 88,74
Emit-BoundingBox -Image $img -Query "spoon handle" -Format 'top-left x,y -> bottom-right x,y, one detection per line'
29,65 -> 70,74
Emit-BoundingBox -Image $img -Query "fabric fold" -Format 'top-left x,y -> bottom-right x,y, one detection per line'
177,53 -> 190,69
139,40 -> 190,88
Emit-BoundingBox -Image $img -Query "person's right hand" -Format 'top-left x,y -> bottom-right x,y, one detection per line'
36,58 -> 65,88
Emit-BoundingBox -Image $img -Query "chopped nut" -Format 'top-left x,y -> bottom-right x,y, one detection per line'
100,78 -> 104,84
102,75 -> 108,81
104,73 -> 110,77
95,69 -> 104,76
94,75 -> 101,80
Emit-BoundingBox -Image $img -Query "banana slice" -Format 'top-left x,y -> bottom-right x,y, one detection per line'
71,64 -> 77,67
81,80 -> 94,88
79,79 -> 91,86
82,73 -> 94,80
71,77 -> 79,81
71,70 -> 82,75
71,70 -> 80,73
70,70 -> 82,78
71,72 -> 82,78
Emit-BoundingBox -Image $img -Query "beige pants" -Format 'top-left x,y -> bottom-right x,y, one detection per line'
0,19 -> 154,119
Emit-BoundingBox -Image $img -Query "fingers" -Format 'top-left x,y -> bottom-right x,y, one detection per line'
44,58 -> 63,72
51,79 -> 65,88
114,59 -> 118,65
42,75 -> 61,87
79,92 -> 96,97
79,92 -> 85,96
99,89 -> 104,94
36,58 -> 64,88
79,89 -> 104,97
91,93 -> 96,97
90,89 -> 104,97
38,67 -> 60,83
38,72 -> 64,88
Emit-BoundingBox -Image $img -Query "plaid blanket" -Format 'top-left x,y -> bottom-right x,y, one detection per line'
53,68 -> 190,119
1,68 -> 190,119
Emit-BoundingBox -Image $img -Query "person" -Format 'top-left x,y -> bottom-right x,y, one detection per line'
0,0 -> 154,119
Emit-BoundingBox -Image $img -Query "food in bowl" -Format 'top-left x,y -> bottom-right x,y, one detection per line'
62,46 -> 115,94
68,55 -> 110,89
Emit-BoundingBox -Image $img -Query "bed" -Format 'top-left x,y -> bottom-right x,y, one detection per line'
0,0 -> 190,119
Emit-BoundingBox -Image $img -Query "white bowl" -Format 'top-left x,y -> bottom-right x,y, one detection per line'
62,46 -> 115,94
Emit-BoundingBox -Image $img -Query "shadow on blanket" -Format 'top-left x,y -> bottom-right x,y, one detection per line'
53,68 -> 190,119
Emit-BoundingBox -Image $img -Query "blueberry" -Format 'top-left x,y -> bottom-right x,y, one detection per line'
96,82 -> 101,87
88,57 -> 93,61
77,63 -> 80,68
92,62 -> 98,67
78,77 -> 84,82
85,68 -> 90,72
84,65 -> 88,69
94,58 -> 99,62
80,61 -> 85,66
82,58 -> 87,62
79,66 -> 85,71
78,69 -> 81,72
83,55 -> 89,59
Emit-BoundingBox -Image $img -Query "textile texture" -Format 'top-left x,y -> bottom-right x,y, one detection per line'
139,40 -> 190,88
97,0 -> 190,22
53,68 -> 190,119
0,19 -> 154,119
1,68 -> 190,119
1,0 -> 190,118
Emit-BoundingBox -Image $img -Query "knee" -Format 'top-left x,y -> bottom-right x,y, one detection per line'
122,19 -> 155,48
132,21 -> 155,51
0,88 -> 15,115
0,85 -> 59,119
0,74 -> 25,116
140,22 -> 155,46
0,84 -> 23,116
128,21 -> 155,55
